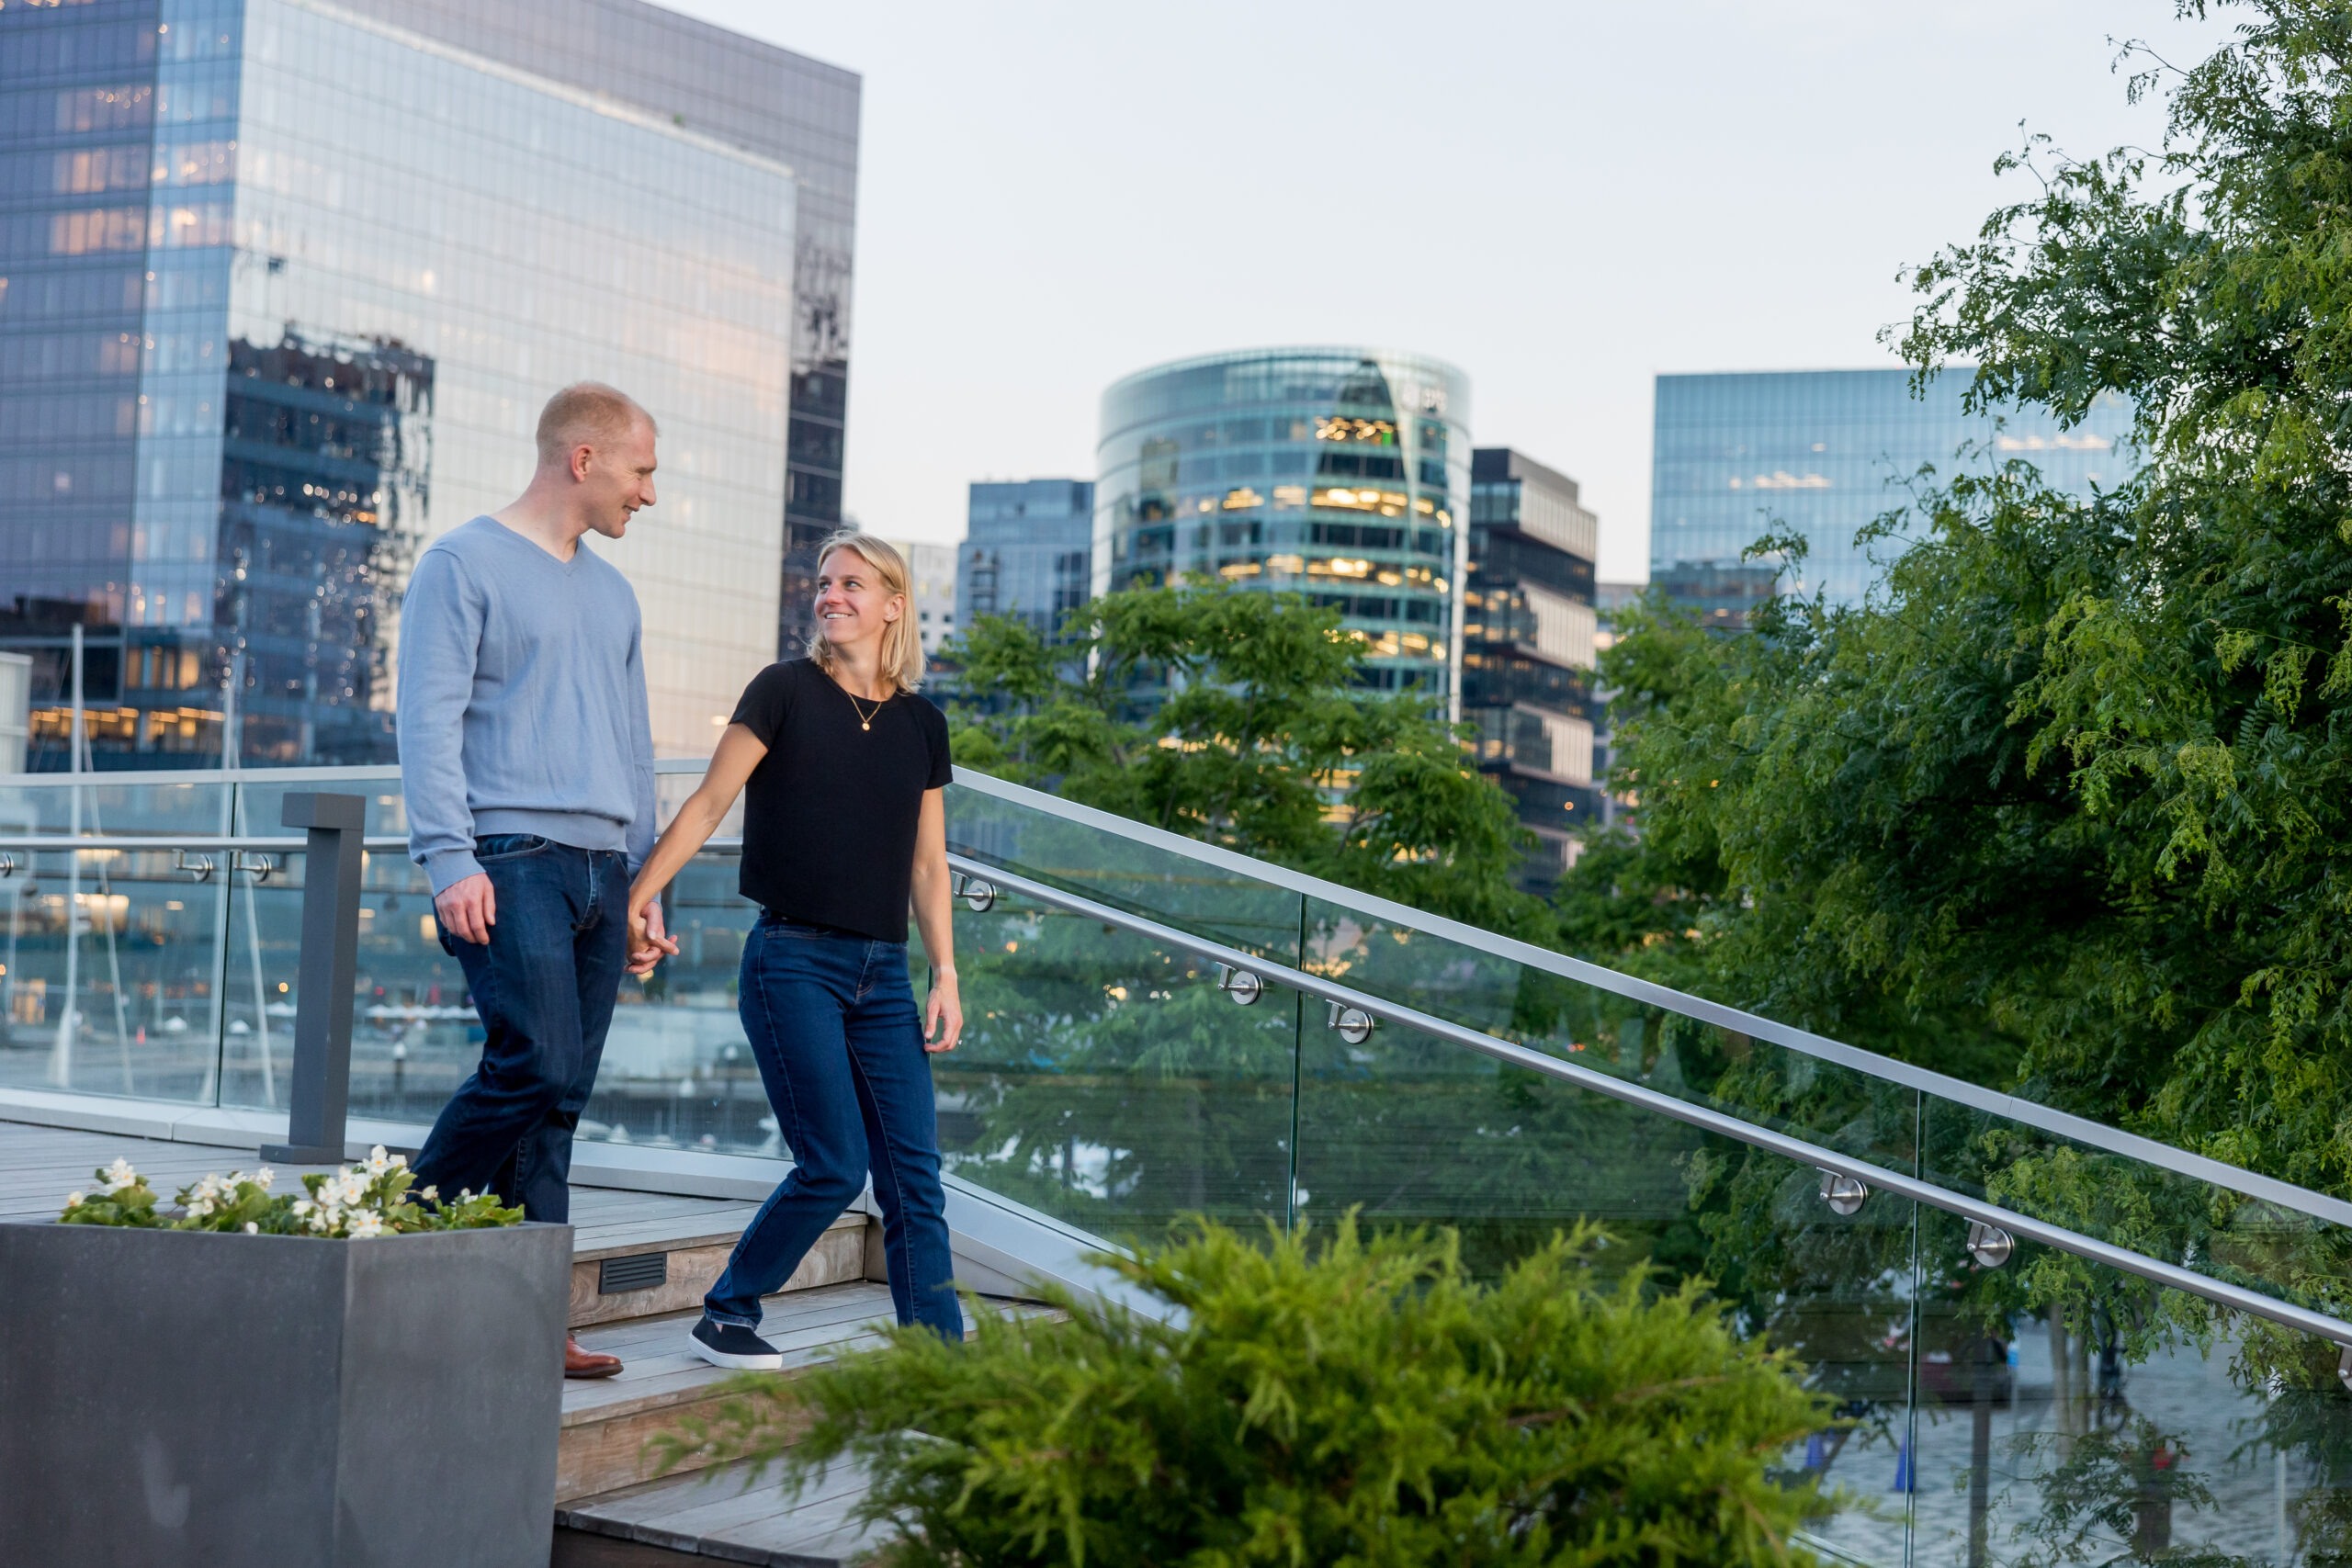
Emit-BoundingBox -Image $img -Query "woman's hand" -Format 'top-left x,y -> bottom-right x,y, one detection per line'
923,968 -> 962,1054
626,897 -> 678,976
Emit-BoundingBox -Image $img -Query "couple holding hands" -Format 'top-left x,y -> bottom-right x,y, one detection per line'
395,382 -> 963,1378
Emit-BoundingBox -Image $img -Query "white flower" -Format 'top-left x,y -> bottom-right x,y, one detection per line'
65,1190 -> 84,1207
421,1185 -> 438,1201
292,1199 -> 315,1217
254,1167 -> 275,1186
346,1213 -> 385,1239
187,1198 -> 214,1217
243,1222 -> 259,1235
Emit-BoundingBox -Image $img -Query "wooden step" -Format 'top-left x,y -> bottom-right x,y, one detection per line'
567,1193 -> 866,1330
553,1456 -> 879,1566
557,1281 -> 906,1502
558,1293 -> 1064,1514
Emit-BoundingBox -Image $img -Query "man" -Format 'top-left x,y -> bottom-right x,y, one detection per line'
398,382 -> 668,1380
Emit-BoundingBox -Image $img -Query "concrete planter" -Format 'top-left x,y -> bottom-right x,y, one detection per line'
0,1219 -> 571,1566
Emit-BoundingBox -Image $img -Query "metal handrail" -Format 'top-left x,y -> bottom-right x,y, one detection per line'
944,852 -> 2352,1350
0,836 -> 410,853
943,770 -> 2352,1233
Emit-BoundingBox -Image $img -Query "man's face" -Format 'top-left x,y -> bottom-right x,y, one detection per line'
573,415 -> 658,540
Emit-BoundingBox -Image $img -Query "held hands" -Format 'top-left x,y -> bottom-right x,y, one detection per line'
434,873 -> 495,946
626,898 -> 678,976
923,969 -> 963,1055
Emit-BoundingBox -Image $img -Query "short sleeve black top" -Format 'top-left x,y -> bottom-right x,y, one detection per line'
729,659 -> 952,942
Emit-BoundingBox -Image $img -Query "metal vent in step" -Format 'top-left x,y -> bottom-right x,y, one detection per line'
597,1252 -> 668,1295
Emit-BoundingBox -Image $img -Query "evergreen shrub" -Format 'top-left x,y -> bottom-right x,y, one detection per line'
659,1216 -> 1834,1566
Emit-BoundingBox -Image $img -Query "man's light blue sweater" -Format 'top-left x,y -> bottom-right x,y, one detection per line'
396,516 -> 656,896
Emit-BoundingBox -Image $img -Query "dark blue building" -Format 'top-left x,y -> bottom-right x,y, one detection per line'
958,479 -> 1094,643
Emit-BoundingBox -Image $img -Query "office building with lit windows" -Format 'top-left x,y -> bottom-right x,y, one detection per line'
1651,369 -> 2137,624
1464,448 -> 1599,889
958,479 -> 1093,644
2,0 -> 856,767
1094,347 -> 1470,701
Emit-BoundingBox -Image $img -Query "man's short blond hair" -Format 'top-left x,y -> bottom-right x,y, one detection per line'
535,382 -> 654,467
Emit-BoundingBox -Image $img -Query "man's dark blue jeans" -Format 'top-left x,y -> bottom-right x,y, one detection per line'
706,915 -> 963,1342
411,834 -> 627,1224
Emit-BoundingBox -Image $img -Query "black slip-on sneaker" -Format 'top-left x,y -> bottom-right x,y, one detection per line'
691,1314 -> 784,1371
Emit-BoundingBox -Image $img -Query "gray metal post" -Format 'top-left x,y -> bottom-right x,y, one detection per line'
260,793 -> 366,1165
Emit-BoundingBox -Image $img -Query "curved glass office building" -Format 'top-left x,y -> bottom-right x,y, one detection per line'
1095,347 -> 1471,699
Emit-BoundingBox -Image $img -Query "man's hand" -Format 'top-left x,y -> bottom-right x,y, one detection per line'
627,898 -> 679,976
435,873 -> 495,946
923,971 -> 962,1055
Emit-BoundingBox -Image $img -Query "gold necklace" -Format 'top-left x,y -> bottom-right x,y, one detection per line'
842,683 -> 884,731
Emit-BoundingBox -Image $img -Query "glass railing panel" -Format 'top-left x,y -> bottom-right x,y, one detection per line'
0,775 -> 74,838
1905,1216 -> 2352,1568
944,779 -> 1306,968
1298,892 -> 1920,1172
216,844 -> 472,1122
1922,1096 -> 2352,1348
586,848 -> 763,1153
232,772 -> 404,840
1295,1015 -> 1917,1564
935,879 -> 1303,1244
0,775 -> 229,839
0,843 -> 228,1103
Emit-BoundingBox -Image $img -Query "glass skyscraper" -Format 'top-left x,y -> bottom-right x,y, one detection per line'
1095,347 -> 1471,702
335,0 -> 863,663
2,0 -> 854,767
1464,447 -> 1599,889
1650,369 -> 2138,623
958,479 -> 1093,644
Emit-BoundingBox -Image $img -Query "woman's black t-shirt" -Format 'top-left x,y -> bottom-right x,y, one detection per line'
729,659 -> 952,942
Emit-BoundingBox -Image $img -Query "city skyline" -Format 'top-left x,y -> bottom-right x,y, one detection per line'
662,0 -> 2222,582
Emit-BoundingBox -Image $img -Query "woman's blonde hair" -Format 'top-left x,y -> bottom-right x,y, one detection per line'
805,529 -> 926,693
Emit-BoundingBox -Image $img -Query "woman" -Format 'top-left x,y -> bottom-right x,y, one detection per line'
625,530 -> 964,1368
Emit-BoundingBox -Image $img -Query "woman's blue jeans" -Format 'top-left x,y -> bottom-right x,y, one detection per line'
706,916 -> 963,1342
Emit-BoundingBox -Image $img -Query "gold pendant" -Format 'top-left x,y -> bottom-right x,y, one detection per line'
861,722 -> 870,731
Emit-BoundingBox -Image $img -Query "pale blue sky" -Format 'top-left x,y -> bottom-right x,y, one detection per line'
666,0 -> 2226,580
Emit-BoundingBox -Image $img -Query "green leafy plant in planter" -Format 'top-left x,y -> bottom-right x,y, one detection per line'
658,1216 -> 1838,1566
57,1149 -> 520,1237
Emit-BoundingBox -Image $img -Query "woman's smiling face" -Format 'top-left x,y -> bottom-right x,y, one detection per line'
814,546 -> 902,652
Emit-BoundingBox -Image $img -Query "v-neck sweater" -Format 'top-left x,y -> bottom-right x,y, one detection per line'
395,516 -> 656,894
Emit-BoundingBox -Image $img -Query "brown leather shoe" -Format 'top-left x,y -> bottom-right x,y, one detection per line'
564,1335 -> 622,1380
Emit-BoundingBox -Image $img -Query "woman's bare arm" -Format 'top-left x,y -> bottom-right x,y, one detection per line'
908,786 -> 961,1053
625,723 -> 767,972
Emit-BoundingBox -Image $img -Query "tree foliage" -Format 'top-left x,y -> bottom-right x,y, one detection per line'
1564,1 -> 2352,1197
946,583 -> 1541,933
656,1217 -> 1833,1568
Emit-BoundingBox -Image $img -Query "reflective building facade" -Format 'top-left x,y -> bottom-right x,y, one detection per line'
1651,369 -> 2138,623
1464,448 -> 1599,889
343,0 -> 862,662
958,478 -> 1093,644
2,0 -> 846,767
1095,347 -> 1470,701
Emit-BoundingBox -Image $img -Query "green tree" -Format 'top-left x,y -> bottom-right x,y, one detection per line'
1564,1 -> 2352,1201
946,582 -> 1539,933
658,1217 -> 1835,1568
